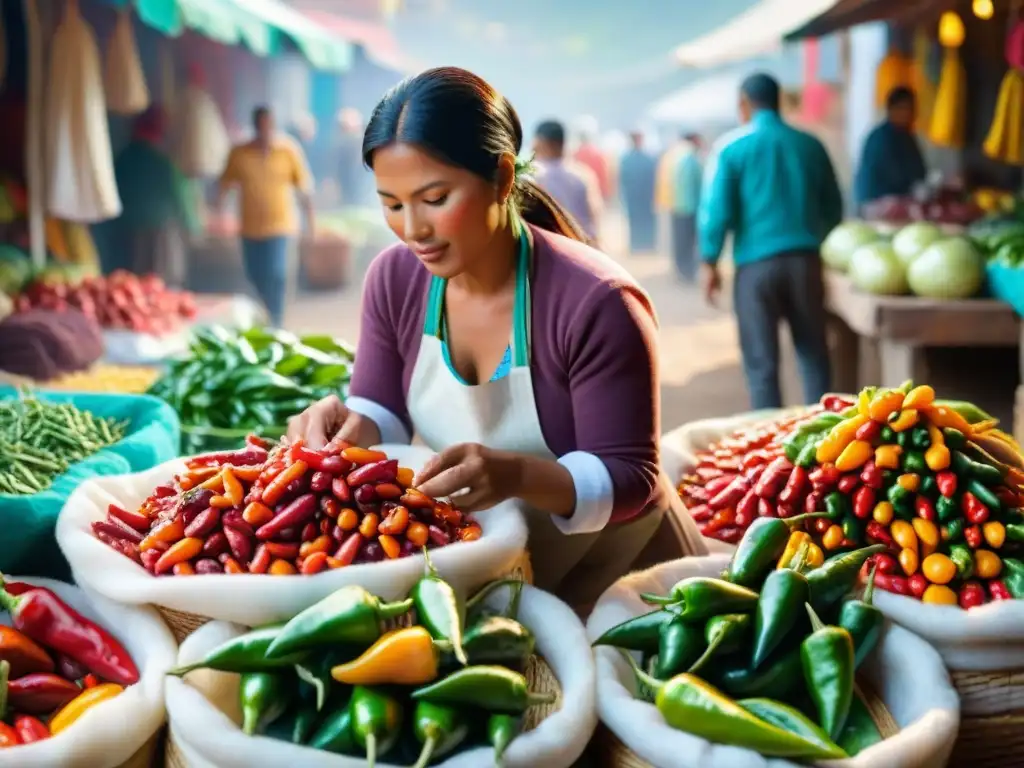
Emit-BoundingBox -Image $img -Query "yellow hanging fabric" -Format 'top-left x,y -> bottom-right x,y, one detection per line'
929,47 -> 967,149
910,30 -> 936,135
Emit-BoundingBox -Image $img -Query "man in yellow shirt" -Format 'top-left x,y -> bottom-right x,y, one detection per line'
217,106 -> 315,326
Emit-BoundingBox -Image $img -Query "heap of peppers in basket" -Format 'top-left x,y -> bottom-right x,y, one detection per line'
782,383 -> 1024,608
170,564 -> 548,767
92,436 -> 482,576
0,578 -> 139,748
594,519 -> 888,761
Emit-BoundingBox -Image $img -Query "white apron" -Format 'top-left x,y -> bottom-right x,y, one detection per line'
406,231 -> 707,611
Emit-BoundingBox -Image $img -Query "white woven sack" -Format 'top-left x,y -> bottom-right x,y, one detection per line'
56,445 -> 529,626
165,583 -> 596,767
101,328 -> 189,366
0,577 -> 176,767
587,554 -> 960,768
176,84 -> 230,179
104,10 -> 149,116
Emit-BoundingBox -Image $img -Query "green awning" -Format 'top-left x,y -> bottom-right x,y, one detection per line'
110,0 -> 353,71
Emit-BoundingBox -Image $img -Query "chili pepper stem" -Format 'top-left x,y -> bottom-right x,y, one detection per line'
0,660 -> 9,718
0,574 -> 19,615
412,735 -> 437,768
526,691 -> 557,706
687,633 -> 728,676
465,578 -> 526,615
295,663 -> 327,710
618,649 -> 664,695
639,593 -> 676,606
377,597 -> 416,621
366,732 -> 378,768
805,603 -> 826,633
863,565 -> 878,605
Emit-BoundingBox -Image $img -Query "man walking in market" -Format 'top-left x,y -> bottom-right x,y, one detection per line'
217,105 -> 315,327
699,73 -> 843,410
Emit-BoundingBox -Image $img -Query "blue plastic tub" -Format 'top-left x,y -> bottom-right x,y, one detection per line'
0,389 -> 181,579
987,262 -> 1024,317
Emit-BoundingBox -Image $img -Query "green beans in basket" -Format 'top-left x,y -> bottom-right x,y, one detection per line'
0,391 -> 127,496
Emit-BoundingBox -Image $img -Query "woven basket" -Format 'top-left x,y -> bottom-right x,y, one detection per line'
164,653 -> 559,767
116,728 -> 163,768
594,676 -> 899,768
157,549 -> 535,644
947,669 -> 1024,768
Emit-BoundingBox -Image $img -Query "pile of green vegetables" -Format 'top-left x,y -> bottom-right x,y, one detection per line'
169,562 -> 549,767
148,326 -> 354,454
0,391 -> 127,496
595,517 -> 891,762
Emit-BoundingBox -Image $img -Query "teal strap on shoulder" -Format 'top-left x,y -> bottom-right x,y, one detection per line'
510,232 -> 531,368
424,274 -> 446,337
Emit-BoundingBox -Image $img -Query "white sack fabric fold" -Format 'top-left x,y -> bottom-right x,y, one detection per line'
176,82 -> 230,179
104,10 -> 150,116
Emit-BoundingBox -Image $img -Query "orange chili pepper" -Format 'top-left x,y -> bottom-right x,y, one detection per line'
400,489 -> 433,509
458,525 -> 483,542
341,447 -> 387,465
223,557 -> 245,574
378,505 -> 410,535
199,471 -> 225,492
155,537 -> 204,574
249,544 -> 272,574
269,559 -> 298,576
209,495 -> 235,509
299,535 -> 332,559
231,466 -> 262,482
301,552 -> 329,574
178,477 -> 195,491
266,542 -> 300,559
185,466 -> 220,483
139,517 -> 185,551
262,461 -> 308,506
378,534 -> 401,559
222,468 -> 244,507
172,562 -> 196,576
375,483 -> 403,500
242,502 -> 274,527
396,467 -> 415,487
359,513 -> 380,538
406,522 -> 429,548
325,556 -> 344,569
338,508 -> 359,531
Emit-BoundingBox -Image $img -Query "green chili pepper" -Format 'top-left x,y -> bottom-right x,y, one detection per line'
689,613 -> 752,674
620,652 -> 848,759
837,690 -> 884,757
1007,523 -> 1024,543
710,644 -> 803,701
934,399 -> 993,424
655,618 -> 706,679
942,427 -> 967,450
738,698 -> 846,759
752,565 -> 810,668
591,609 -> 677,653
795,441 -> 819,468
951,450 -> 1003,485
908,426 -> 931,450
239,671 -> 293,736
265,585 -> 414,659
412,665 -> 555,712
307,689 -> 357,754
1002,559 -> 1024,599
726,515 -> 827,589
465,579 -> 525,625
460,616 -> 535,668
641,577 -> 758,619
824,492 -> 848,520
943,518 -> 965,543
351,686 -> 404,768
806,545 -> 886,612
167,624 -> 308,676
966,479 -> 1002,512
919,474 -> 938,499
902,451 -> 928,475
412,549 -> 468,665
879,425 -> 896,444
289,697 -> 322,745
837,566 -> 884,669
488,713 -> 521,763
801,605 -> 855,740
410,700 -> 470,768
896,430 -> 911,449
949,544 -> 975,580
936,495 -> 960,523
294,650 -> 351,711
841,514 -> 865,543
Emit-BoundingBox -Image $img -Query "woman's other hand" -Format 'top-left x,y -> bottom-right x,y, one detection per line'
414,443 -> 522,513
286,394 -> 381,449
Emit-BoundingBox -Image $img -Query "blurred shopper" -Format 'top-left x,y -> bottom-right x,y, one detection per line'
104,106 -> 198,285
855,87 -> 926,210
338,108 -> 372,206
286,66 -> 708,612
699,73 -> 842,410
670,132 -> 704,283
619,131 -> 657,253
572,117 -> 612,201
532,120 -> 602,244
217,105 -> 315,327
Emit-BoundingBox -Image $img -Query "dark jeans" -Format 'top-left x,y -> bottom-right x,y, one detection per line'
241,236 -> 290,327
671,213 -> 697,281
733,251 -> 832,410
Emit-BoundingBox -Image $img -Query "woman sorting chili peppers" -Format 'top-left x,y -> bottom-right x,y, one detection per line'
287,67 -> 708,610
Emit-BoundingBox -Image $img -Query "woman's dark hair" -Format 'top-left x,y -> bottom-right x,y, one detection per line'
362,66 -> 587,243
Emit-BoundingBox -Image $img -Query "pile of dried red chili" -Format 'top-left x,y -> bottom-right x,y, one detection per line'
92,436 -> 482,577
678,395 -> 855,543
0,578 -> 138,747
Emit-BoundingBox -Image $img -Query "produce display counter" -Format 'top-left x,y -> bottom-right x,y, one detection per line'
824,269 -> 1018,392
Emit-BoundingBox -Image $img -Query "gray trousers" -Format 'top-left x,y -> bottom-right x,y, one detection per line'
733,251 -> 832,410
671,213 -> 698,281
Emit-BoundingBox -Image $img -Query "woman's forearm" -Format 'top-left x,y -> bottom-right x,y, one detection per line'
509,453 -> 577,518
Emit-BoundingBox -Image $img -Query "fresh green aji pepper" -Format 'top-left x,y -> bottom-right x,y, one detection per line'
239,671 -> 293,735
591,609 -> 677,653
824,492 -> 849,520
1003,558 -> 1024,599
711,645 -> 803,701
307,689 -> 357,754
411,700 -> 469,768
837,690 -> 884,757
167,624 -> 307,675
801,605 -> 855,740
936,495 -> 960,523
837,566 -> 884,669
725,514 -> 827,589
411,665 -> 555,712
949,544 -> 975,580
351,686 -> 404,768
689,613 -> 751,674
654,618 -> 705,679
265,585 -> 413,659
806,545 -> 886,611
738,698 -> 846,758
461,616 -> 535,668
641,577 -> 758,620
413,549 -> 468,665
488,713 -> 522,763
752,564 -> 810,668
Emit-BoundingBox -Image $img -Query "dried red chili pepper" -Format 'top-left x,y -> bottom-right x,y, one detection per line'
777,466 -> 808,506
753,457 -> 792,499
709,476 -> 750,511
852,486 -> 875,520
809,465 -> 841,492
735,490 -> 759,527
0,579 -> 139,686
740,450 -> 769,472
107,504 -> 150,533
687,504 -> 713,522
704,475 -> 735,497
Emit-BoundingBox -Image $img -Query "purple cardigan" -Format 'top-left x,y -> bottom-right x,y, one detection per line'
348,224 -> 664,525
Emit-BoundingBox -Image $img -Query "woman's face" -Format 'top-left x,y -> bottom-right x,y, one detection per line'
372,142 -> 511,278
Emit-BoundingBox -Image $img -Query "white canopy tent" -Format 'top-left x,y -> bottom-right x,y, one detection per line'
647,71 -> 746,126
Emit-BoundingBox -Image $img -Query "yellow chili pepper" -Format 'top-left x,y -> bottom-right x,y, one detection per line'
331,626 -> 441,685
983,521 -> 1006,550
903,385 -> 935,410
899,548 -> 919,575
816,414 -> 870,464
50,684 -> 125,735
922,585 -> 958,606
888,408 -> 920,433
822,524 -> 845,551
805,543 -> 825,568
873,444 -> 903,470
857,388 -> 872,416
923,405 -> 974,435
912,518 -> 939,557
890,520 -> 918,551
974,550 -> 1003,580
834,439 -> 873,472
777,531 -> 813,569
872,501 -> 894,525
868,389 -> 906,422
896,474 -> 920,492
972,419 -> 1000,434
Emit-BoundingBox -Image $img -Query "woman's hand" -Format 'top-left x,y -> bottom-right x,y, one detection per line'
414,443 -> 523,514
286,394 -> 381,449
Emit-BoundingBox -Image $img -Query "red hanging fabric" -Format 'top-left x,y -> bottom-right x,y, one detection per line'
801,38 -> 833,123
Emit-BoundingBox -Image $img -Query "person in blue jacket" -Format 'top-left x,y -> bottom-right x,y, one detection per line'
854,86 -> 927,210
698,73 -> 843,410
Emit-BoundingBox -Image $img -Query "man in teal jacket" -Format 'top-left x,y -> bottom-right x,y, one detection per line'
699,73 -> 843,409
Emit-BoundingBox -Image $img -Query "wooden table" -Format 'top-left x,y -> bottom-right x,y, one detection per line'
824,269 -> 1019,390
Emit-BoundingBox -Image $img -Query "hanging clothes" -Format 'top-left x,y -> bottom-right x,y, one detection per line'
45,0 -> 121,222
104,8 -> 150,116
176,64 -> 231,179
